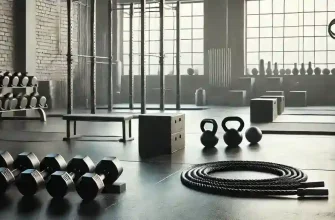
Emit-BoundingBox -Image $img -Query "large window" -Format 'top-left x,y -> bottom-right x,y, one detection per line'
122,2 -> 204,75
246,0 -> 335,73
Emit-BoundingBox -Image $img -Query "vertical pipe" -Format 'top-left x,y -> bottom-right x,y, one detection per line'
223,48 -> 226,87
159,0 -> 165,111
90,0 -> 97,114
112,0 -> 119,96
176,1 -> 181,110
208,49 -> 211,85
220,48 -> 223,87
108,0 -> 113,112
67,0 -> 73,114
129,3 -> 134,109
141,0 -> 146,114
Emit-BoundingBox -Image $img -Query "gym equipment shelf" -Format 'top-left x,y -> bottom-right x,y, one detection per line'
0,86 -> 37,89
0,106 -> 48,122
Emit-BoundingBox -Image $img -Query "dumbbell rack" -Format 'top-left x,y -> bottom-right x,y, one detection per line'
0,86 -> 47,122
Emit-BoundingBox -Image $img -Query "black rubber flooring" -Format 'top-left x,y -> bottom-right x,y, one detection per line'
0,106 -> 334,219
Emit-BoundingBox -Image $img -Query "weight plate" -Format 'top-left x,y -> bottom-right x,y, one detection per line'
12,77 -> 19,87
2,77 -> 9,86
21,77 -> 29,87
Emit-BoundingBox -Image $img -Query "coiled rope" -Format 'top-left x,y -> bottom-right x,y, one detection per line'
181,161 -> 328,198
329,19 -> 335,39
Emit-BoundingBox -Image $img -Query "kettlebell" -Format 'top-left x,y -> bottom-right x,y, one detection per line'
200,119 -> 219,148
222,116 -> 244,147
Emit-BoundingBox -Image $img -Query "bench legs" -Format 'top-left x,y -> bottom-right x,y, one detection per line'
63,119 -> 134,142
63,120 -> 81,141
120,119 -> 134,143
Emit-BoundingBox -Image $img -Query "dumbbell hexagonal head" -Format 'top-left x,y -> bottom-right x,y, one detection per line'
0,151 -> 14,169
46,155 -> 95,198
76,157 -> 123,201
13,152 -> 40,171
76,173 -> 105,201
16,154 -> 67,196
95,157 -> 123,184
0,168 -> 15,194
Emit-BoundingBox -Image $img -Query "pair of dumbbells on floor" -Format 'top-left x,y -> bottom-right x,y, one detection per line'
0,152 -> 123,201
200,116 -> 263,148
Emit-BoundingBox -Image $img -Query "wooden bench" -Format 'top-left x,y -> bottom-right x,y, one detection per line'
62,114 -> 136,142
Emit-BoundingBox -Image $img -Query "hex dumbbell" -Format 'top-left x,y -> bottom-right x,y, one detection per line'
16,154 -> 67,196
0,152 -> 40,194
46,155 -> 95,199
0,151 -> 14,168
76,157 -> 123,201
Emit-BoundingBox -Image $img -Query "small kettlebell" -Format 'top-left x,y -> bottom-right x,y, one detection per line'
200,119 -> 219,148
222,116 -> 244,147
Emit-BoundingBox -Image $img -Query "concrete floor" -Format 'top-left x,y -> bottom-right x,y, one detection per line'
0,107 -> 334,220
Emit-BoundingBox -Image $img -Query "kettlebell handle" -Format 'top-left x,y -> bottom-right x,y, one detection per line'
200,119 -> 218,134
221,116 -> 245,132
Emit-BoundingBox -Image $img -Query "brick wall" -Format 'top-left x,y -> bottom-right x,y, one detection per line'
36,0 -> 79,81
0,0 -> 14,71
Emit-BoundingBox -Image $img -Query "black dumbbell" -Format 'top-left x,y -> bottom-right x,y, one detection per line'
21,72 -> 37,87
76,157 -> 123,201
30,89 -> 47,108
15,93 -> 29,109
0,152 -> 40,194
46,155 -> 96,198
0,72 -> 10,87
13,72 -> 29,87
0,93 -> 18,110
3,72 -> 19,87
16,154 -> 67,196
0,151 -> 14,168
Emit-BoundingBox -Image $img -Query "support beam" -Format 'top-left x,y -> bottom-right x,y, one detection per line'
108,0 -> 113,112
112,0 -> 119,96
66,0 -> 73,114
140,0 -> 147,114
90,0 -> 97,114
129,3 -> 134,110
159,0 -> 165,111
176,1 -> 181,110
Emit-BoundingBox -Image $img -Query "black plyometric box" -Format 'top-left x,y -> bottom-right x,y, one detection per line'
139,113 -> 185,158
260,95 -> 285,115
250,98 -> 278,123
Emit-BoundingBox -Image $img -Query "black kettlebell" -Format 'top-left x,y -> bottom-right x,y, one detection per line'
222,116 -> 244,147
200,119 -> 219,148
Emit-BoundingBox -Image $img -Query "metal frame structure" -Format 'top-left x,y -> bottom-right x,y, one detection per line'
66,0 -> 181,116
131,0 -> 181,113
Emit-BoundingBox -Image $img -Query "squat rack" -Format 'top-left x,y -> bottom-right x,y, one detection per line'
66,0 -> 181,115
133,0 -> 181,113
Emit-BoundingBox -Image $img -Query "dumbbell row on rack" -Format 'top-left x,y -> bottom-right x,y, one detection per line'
0,71 -> 38,88
0,151 -> 124,201
0,91 -> 47,111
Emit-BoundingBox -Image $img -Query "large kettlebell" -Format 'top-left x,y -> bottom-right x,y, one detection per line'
222,116 -> 244,147
200,119 -> 219,148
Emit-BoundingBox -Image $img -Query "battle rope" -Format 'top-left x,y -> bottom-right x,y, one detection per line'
329,18 -> 335,39
181,161 -> 328,198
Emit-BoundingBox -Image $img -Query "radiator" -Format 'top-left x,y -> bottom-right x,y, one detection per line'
208,48 -> 231,88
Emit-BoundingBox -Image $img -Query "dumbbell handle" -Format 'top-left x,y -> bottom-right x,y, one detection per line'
11,169 -> 21,179
99,174 -> 106,181
40,170 -> 51,179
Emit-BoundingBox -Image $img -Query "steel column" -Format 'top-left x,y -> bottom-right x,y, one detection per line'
108,0 -> 113,112
176,1 -> 181,110
140,0 -> 146,114
90,0 -> 97,114
159,0 -> 165,111
129,3 -> 134,109
67,0 -> 73,114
